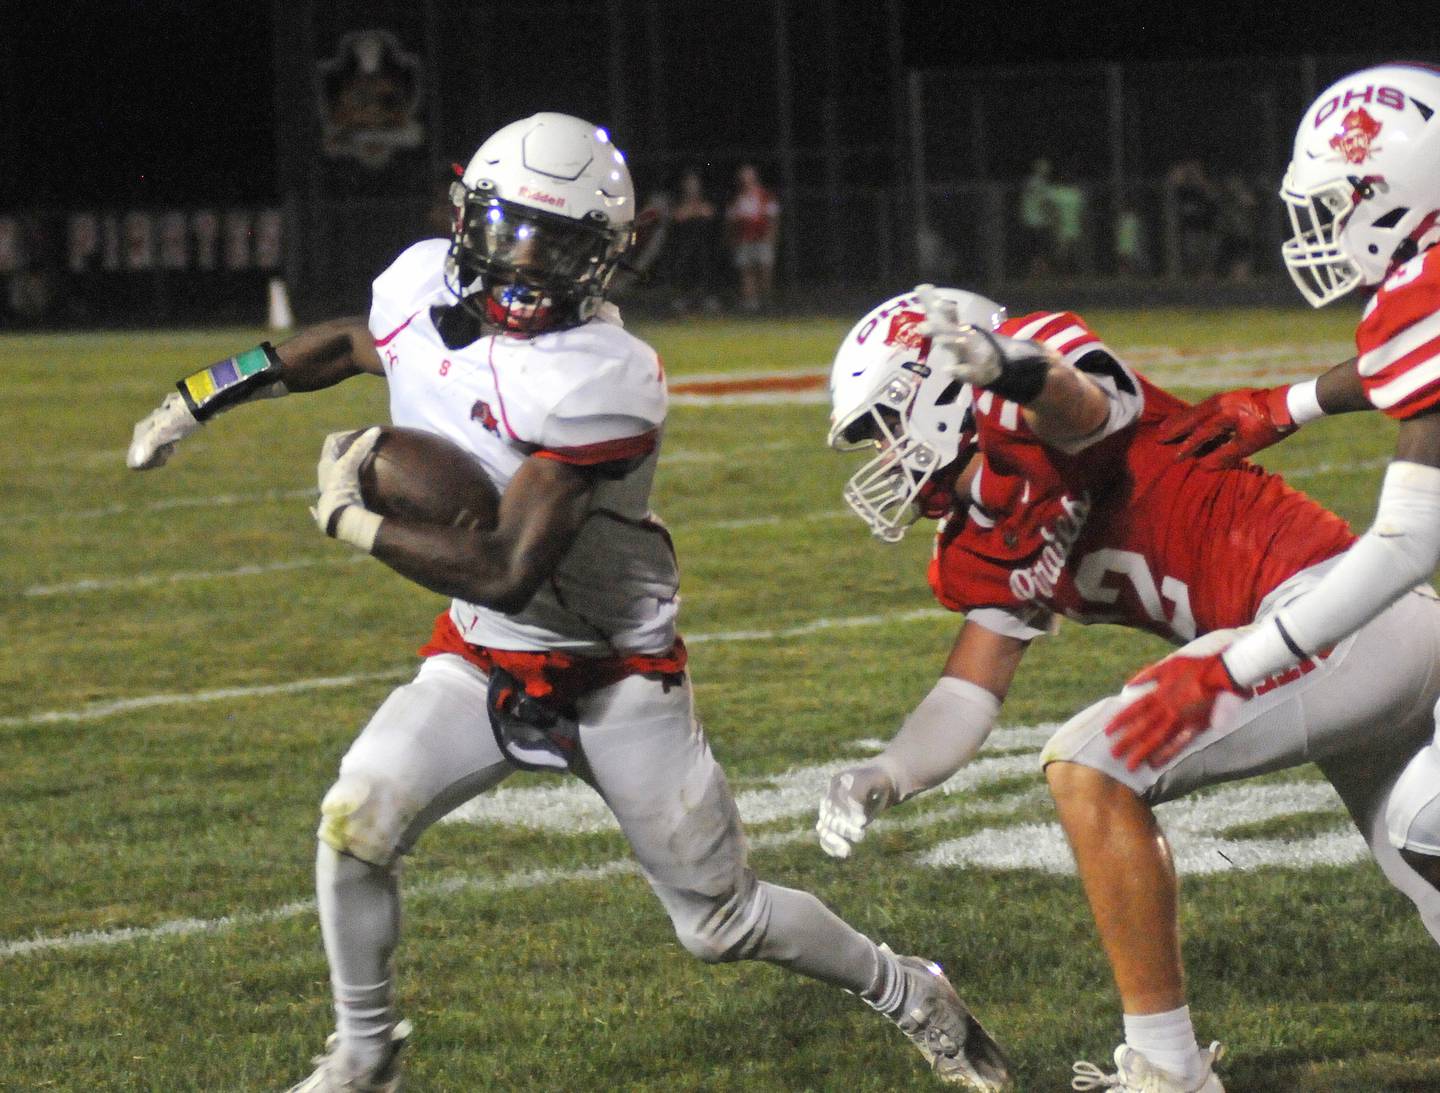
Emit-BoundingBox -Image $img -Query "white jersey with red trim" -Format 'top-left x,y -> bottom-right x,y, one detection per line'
368,239 -> 679,655
1357,245 -> 1440,419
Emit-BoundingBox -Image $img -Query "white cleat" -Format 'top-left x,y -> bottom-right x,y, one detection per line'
284,1020 -> 412,1093
1071,1041 -> 1225,1092
886,952 -> 1013,1090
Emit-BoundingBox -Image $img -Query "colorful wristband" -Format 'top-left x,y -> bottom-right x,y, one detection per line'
177,343 -> 285,422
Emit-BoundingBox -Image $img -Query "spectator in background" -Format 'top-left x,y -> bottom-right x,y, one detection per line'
1114,202 -> 1150,277
1216,172 -> 1259,283
1166,159 -> 1221,279
1048,167 -> 1087,276
1017,157 -> 1059,277
726,164 -> 780,312
667,169 -> 721,314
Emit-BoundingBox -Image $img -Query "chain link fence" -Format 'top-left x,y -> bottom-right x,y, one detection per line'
4,25 -> 1434,328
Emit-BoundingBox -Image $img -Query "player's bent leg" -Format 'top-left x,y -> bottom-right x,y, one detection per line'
579,673 -> 1011,1090
1387,736 -> 1440,893
1321,744 -> 1440,943
577,674 -> 863,978
319,655 -> 515,866
1045,758 -> 1186,1013
294,654 -> 515,1091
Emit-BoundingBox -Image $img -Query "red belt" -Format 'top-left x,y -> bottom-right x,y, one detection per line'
419,610 -> 687,705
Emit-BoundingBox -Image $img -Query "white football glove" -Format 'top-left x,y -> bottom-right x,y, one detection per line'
127,392 -> 201,470
311,427 -> 383,553
915,282 -> 1003,387
816,764 -> 898,859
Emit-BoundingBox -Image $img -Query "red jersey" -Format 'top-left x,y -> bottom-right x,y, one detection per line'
727,186 -> 779,243
927,312 -> 1357,644
1356,245 -> 1440,419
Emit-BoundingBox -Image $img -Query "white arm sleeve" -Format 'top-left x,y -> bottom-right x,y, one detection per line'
1223,460 -> 1440,686
873,676 -> 1002,802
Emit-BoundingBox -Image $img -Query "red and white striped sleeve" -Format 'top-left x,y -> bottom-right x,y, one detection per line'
1357,248 -> 1440,420
1001,310 -> 1108,368
997,310 -> 1144,449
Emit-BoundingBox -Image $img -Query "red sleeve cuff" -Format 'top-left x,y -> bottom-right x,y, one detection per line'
533,429 -> 658,465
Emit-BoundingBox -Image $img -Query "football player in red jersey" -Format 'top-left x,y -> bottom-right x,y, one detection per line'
1106,64 -> 1440,896
818,283 -> 1440,1092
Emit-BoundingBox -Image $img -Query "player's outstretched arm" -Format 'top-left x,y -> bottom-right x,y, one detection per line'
913,284 -> 1110,450
127,316 -> 382,470
1224,409 -> 1440,683
816,621 -> 1025,858
1159,357 -> 1366,467
315,440 -> 600,615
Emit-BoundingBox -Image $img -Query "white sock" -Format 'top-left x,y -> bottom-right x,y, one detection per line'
1123,1005 -> 1207,1084
316,844 -> 402,1074
862,945 -> 906,1016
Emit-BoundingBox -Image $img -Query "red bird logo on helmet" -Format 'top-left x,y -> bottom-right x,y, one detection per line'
1329,107 -> 1383,164
885,309 -> 928,351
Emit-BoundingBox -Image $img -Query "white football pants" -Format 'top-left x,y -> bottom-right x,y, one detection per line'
313,653 -> 886,1047
1043,585 -> 1440,941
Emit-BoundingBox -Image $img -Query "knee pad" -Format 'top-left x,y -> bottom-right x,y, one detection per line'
672,871 -> 765,965
317,772 -> 411,867
1387,744 -> 1440,856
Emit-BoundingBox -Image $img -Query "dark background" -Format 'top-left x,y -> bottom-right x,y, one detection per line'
2,0 -> 1438,323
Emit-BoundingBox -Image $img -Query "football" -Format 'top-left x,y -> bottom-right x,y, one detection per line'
355,425 -> 501,530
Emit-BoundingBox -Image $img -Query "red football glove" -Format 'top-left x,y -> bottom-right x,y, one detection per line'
1105,652 -> 1251,771
1159,386 -> 1296,468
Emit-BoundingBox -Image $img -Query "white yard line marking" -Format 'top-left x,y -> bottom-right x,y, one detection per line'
26,444 -> 812,523
32,487 -> 316,523
18,510 -> 854,598
0,607 -> 954,728
1280,456 -> 1389,480
22,555 -> 367,597
0,761 -> 1047,960
0,726 -> 1357,960
0,670 -> 416,728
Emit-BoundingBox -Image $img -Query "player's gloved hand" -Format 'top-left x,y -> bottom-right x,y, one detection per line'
1159,386 -> 1295,468
127,392 -> 201,470
1105,652 -> 1251,771
816,764 -> 898,859
311,427 -> 383,553
915,282 -> 1003,387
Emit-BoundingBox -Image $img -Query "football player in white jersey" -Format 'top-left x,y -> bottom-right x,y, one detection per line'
127,113 -> 1011,1092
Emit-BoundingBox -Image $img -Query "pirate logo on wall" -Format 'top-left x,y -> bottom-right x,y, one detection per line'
318,29 -> 424,169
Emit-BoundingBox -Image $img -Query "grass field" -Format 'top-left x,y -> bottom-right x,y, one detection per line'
4,306 -> 1438,1092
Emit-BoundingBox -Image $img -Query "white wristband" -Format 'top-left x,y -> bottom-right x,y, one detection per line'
334,507 -> 383,554
1220,617 -> 1299,688
1285,379 -> 1324,425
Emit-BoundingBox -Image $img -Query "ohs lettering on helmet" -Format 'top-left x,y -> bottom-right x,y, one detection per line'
1311,83 -> 1410,128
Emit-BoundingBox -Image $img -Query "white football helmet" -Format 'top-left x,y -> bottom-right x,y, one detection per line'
446,112 -> 636,332
829,288 -> 1007,542
1281,63 -> 1440,307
